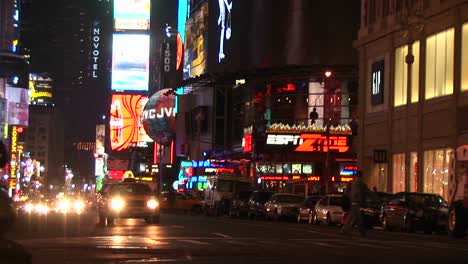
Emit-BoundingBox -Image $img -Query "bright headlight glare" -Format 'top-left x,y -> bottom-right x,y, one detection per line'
24,203 -> 33,212
58,199 -> 71,212
73,200 -> 85,212
147,199 -> 159,209
110,198 -> 125,211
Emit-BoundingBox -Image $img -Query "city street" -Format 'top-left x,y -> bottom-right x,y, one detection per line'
3,211 -> 468,264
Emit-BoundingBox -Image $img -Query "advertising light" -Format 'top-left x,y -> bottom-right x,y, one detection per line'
141,89 -> 176,146
114,0 -> 150,30
266,133 -> 349,153
111,34 -> 150,91
110,94 -> 152,151
29,74 -> 53,106
6,86 -> 29,126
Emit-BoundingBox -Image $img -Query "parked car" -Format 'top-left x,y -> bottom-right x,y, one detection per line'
229,190 -> 253,218
313,194 -> 345,225
247,191 -> 275,219
160,192 -> 203,213
380,192 -> 448,233
361,192 -> 394,228
297,195 -> 322,224
96,180 -> 160,225
264,193 -> 304,221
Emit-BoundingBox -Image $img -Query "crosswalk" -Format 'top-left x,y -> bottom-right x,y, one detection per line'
16,236 -> 468,253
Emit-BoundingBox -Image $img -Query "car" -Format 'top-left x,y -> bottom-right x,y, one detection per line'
264,193 -> 305,221
247,191 -> 275,219
313,194 -> 345,225
380,192 -> 448,233
96,181 -> 160,226
159,192 -> 203,213
297,195 -> 322,224
229,190 -> 253,218
361,192 -> 394,228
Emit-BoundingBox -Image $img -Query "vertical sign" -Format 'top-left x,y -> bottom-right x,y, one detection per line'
9,126 -> 18,190
371,60 -> 385,105
90,22 -> 101,78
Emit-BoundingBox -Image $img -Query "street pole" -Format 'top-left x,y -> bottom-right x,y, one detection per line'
159,144 -> 163,194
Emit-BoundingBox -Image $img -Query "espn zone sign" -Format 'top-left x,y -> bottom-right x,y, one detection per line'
266,134 -> 349,153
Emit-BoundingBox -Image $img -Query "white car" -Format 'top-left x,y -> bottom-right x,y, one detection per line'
264,193 -> 304,221
313,194 -> 344,225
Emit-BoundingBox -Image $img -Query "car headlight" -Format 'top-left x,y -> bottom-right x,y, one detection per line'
73,200 -> 85,212
24,203 -> 33,213
57,199 -> 71,213
110,198 -> 125,211
147,199 -> 159,209
34,203 -> 49,214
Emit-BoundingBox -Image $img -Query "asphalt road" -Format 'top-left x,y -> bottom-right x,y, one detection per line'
3,211 -> 468,264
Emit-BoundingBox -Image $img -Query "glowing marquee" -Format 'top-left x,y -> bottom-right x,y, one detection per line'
266,133 -> 349,153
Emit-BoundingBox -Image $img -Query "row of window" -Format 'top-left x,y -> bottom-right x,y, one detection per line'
374,148 -> 451,201
393,24 -> 468,107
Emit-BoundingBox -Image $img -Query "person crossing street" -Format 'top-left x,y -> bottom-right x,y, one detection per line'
340,170 -> 372,236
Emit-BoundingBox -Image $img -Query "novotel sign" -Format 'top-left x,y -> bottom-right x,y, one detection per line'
266,133 -> 349,153
91,24 -> 101,78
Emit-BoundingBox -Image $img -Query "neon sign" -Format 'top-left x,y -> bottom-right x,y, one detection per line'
266,133 -> 349,153
260,176 -> 289,181
242,134 -> 252,153
307,176 -> 320,182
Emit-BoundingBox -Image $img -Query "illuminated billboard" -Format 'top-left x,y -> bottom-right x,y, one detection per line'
6,85 -> 29,126
183,1 -> 208,79
111,34 -> 150,91
110,94 -> 152,151
29,73 -> 53,106
114,0 -> 150,30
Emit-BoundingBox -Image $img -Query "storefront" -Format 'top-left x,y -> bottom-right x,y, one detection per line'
253,125 -> 356,195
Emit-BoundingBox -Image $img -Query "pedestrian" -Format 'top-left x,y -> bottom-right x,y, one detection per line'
340,170 -> 371,236
372,186 -> 377,192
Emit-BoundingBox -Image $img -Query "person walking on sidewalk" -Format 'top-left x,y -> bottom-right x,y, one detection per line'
340,170 -> 372,236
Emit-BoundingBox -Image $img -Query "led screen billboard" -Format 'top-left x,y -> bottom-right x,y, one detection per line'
111,34 -> 150,91
183,1 -> 208,79
110,94 -> 152,151
114,0 -> 151,30
29,73 -> 53,106
6,85 -> 29,126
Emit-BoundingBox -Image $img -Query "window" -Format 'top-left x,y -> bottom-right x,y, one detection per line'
392,153 -> 405,193
371,163 -> 387,192
411,41 -> 420,102
423,148 -> 452,201
425,28 -> 454,99
394,45 -> 408,106
409,152 -> 418,192
462,23 -> 468,92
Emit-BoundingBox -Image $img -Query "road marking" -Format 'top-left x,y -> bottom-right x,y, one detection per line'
177,239 -> 211,245
313,242 -> 345,248
223,240 -> 253,246
341,241 -> 388,249
306,230 -> 321,234
212,233 -> 232,238
171,225 -> 184,228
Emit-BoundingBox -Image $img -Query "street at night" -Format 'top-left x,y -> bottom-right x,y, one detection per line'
4,212 -> 468,263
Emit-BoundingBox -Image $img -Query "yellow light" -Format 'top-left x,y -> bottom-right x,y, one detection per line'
147,199 -> 159,209
24,203 -> 33,213
57,199 -> 71,213
73,200 -> 85,213
110,197 -> 125,211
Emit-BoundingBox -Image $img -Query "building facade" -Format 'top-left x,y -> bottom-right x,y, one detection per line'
177,0 -> 360,195
355,0 -> 468,201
